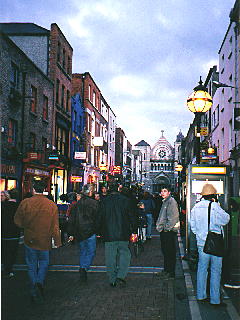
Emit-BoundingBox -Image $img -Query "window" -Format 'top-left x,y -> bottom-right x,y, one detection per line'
57,42 -> 61,63
10,63 -> 20,88
67,56 -> 71,74
43,95 -> 48,120
56,127 -> 68,156
29,132 -> 36,151
93,91 -> 96,107
7,119 -> 17,144
30,86 -> 37,113
56,79 -> 60,105
88,85 -> 91,101
66,90 -> 70,112
61,85 -> 65,108
62,48 -> 66,69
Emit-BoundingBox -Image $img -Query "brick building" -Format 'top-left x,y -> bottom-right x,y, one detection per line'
0,23 -> 73,201
0,33 -> 53,195
72,72 -> 111,189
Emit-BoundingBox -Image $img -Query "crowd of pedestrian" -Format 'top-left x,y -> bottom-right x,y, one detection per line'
1,181 -> 230,308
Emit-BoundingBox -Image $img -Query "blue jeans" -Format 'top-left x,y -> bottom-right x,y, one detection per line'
146,214 -> 153,238
105,241 -> 131,283
79,234 -> 96,270
24,245 -> 49,296
197,246 -> 223,304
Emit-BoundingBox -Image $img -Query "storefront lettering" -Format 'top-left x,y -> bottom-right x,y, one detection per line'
1,164 -> 16,175
25,168 -> 50,176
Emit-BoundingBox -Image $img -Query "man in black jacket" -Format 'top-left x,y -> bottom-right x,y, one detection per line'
97,184 -> 137,287
68,185 -> 99,282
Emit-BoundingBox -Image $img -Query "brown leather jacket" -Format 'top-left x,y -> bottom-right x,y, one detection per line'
14,194 -> 61,250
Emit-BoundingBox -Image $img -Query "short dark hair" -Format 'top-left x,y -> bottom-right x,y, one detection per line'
8,188 -> 19,200
33,180 -> 46,193
160,185 -> 171,192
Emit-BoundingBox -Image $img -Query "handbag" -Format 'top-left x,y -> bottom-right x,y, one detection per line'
203,201 -> 225,257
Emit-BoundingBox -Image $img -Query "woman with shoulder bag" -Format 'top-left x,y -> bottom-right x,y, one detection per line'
190,184 -> 230,307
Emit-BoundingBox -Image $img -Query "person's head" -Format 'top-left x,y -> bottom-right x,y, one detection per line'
94,192 -> 100,201
32,180 -> 46,194
137,202 -> 145,209
101,186 -> 107,195
201,183 -> 217,200
76,193 -> 81,201
160,185 -> 171,199
82,184 -> 94,197
1,191 -> 10,202
8,188 -> 19,201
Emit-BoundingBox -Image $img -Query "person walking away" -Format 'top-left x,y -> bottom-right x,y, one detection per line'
141,191 -> 155,240
156,185 -> 180,279
190,183 -> 230,307
96,184 -> 138,287
137,202 -> 147,241
67,185 -> 99,283
14,180 -> 61,303
1,189 -> 21,278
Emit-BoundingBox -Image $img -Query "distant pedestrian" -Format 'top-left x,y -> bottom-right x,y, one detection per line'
96,183 -> 137,287
137,202 -> 147,241
141,191 -> 155,240
100,186 -> 108,200
1,188 -> 21,278
156,185 -> 180,279
190,184 -> 230,307
1,190 -> 10,202
67,185 -> 99,283
14,180 -> 61,303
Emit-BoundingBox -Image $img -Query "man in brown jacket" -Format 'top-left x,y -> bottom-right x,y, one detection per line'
14,180 -> 61,303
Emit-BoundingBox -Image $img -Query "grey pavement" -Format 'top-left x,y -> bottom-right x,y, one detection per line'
1,232 -> 239,320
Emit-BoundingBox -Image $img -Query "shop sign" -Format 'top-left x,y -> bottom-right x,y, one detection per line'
49,154 -> 59,160
28,152 -> 38,160
200,127 -> 208,136
74,152 -> 86,160
112,166 -> 122,174
1,164 -> 16,175
25,168 -> 50,176
93,137 -> 103,146
70,176 -> 82,182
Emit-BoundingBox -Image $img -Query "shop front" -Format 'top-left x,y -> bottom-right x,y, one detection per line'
22,165 -> 51,198
1,161 -> 22,191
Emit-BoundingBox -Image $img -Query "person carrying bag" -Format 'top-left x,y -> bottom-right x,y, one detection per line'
190,183 -> 230,307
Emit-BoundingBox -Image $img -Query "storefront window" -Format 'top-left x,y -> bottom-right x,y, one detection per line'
0,179 -> 6,191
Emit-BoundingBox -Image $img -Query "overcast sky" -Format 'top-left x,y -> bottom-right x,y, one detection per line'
1,0 -> 236,147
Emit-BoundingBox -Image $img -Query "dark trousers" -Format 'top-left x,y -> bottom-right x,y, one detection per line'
1,239 -> 19,274
160,231 -> 177,275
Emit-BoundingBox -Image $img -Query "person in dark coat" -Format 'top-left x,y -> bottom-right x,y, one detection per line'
67,185 -> 99,283
141,191 -> 155,240
96,183 -> 137,287
1,188 -> 21,278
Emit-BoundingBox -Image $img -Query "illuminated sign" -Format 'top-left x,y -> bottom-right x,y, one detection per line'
49,154 -> 59,160
112,166 -> 122,174
28,152 -> 38,160
192,180 -> 224,194
192,167 -> 226,174
70,176 -> 82,183
93,137 -> 104,146
74,152 -> 86,160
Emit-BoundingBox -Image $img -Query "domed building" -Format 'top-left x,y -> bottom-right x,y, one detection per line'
134,130 -> 183,192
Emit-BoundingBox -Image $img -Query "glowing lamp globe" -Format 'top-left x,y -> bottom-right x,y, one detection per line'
187,77 -> 213,113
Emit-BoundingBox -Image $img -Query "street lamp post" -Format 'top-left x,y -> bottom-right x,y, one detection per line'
186,77 -> 213,164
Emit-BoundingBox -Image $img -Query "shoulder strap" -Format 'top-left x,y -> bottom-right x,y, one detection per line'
207,201 -> 212,231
